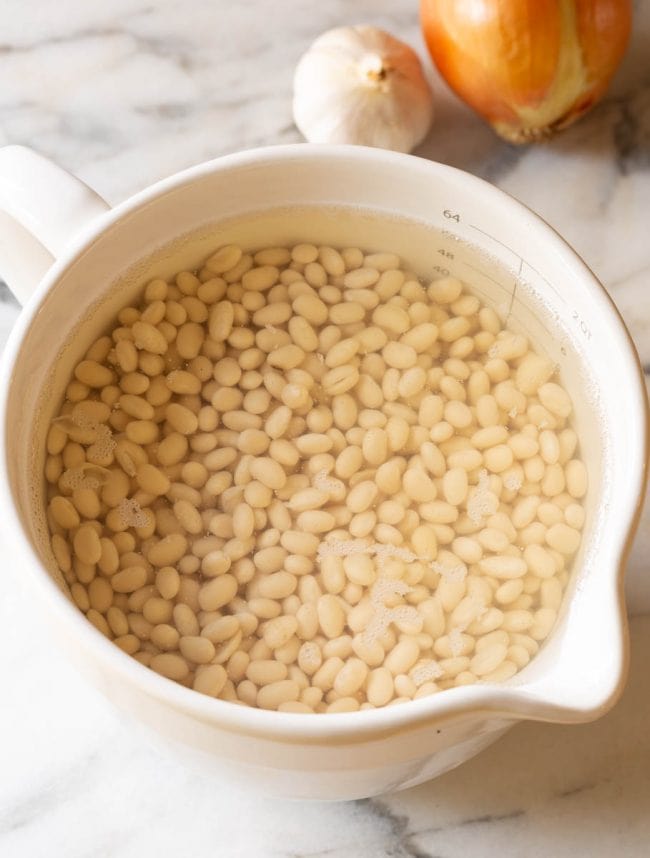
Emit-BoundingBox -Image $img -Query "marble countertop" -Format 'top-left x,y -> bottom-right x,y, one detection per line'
1,1 -> 649,854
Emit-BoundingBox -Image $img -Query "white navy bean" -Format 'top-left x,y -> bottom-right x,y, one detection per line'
48,239 -> 582,710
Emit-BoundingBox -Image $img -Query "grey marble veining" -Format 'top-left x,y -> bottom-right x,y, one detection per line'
0,1 -> 649,854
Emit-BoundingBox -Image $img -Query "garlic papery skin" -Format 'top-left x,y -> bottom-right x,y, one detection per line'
293,26 -> 434,154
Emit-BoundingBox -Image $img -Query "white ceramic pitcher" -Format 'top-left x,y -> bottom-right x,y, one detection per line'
0,144 -> 645,800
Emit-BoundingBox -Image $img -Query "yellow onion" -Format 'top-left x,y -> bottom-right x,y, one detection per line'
420,0 -> 631,143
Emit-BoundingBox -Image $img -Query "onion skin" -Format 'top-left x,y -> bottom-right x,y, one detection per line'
420,0 -> 631,143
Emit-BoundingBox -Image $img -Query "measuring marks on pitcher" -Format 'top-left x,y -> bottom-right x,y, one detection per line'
436,208 -> 592,361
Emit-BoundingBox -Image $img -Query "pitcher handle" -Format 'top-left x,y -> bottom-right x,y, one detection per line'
0,145 -> 109,305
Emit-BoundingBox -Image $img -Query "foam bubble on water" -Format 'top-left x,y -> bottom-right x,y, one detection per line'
449,627 -> 465,657
431,559 -> 467,583
52,412 -> 115,463
60,468 -> 86,491
118,498 -> 150,528
361,577 -> 415,645
55,409 -> 101,433
317,537 -> 370,559
87,424 -> 116,461
374,544 -> 419,564
70,411 -> 97,430
299,641 -> 321,670
467,469 -> 497,525
362,610 -> 390,646
319,537 -> 471,645
317,538 -> 421,564
503,472 -> 522,492
388,604 -> 420,626
313,469 -> 343,494
411,660 -> 443,686
370,577 -> 412,605
60,464 -> 111,491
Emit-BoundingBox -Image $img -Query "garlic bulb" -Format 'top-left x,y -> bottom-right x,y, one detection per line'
293,26 -> 434,153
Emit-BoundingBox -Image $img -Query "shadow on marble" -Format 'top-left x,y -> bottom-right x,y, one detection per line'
414,1 -> 650,183
0,596 -> 648,858
371,614 -> 650,858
